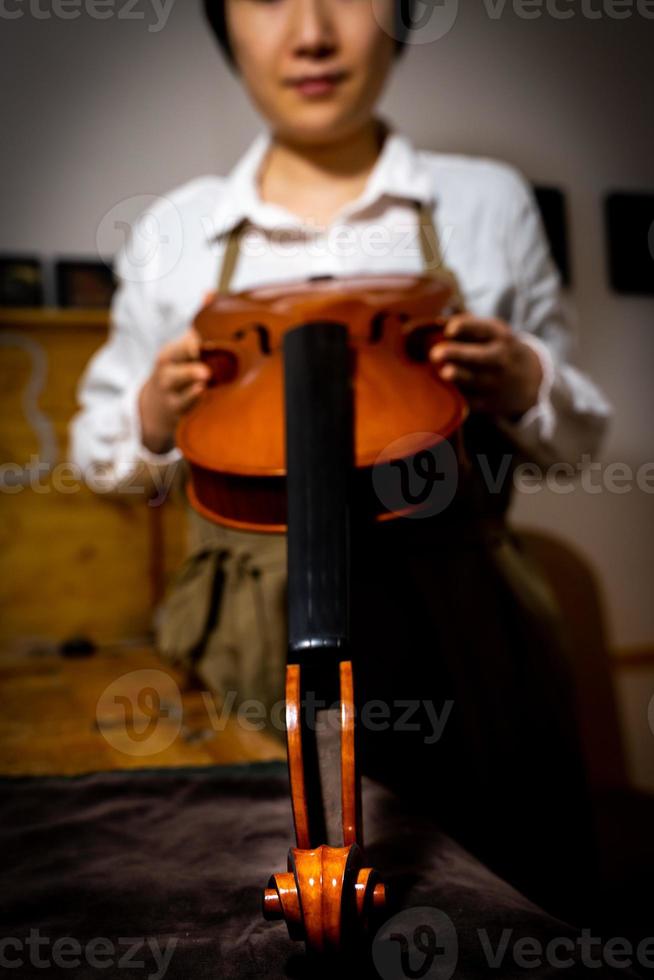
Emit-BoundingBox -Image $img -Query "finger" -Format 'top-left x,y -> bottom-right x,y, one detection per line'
159,327 -> 203,364
430,340 -> 505,368
443,315 -> 507,342
436,362 -> 498,391
161,361 -> 211,392
438,363 -> 474,386
175,381 -> 207,414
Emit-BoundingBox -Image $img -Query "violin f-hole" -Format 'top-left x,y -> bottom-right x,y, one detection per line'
231,322 -> 271,354
368,310 -> 390,344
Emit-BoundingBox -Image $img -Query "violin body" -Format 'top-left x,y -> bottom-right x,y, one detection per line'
176,272 -> 467,532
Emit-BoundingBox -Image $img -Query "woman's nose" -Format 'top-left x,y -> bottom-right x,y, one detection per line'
287,0 -> 338,57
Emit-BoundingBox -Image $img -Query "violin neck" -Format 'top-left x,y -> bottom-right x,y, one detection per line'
283,321 -> 355,847
284,321 -> 353,665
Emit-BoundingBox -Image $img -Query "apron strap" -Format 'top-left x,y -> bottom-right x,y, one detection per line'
416,199 -> 465,311
215,202 -> 465,304
217,218 -> 248,294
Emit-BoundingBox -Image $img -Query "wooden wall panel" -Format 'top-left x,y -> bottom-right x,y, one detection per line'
0,310 -> 187,651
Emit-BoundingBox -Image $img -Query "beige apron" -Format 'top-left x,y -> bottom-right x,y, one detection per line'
154,200 -> 462,738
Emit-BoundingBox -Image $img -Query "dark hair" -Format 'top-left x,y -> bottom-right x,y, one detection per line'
203,0 -> 414,71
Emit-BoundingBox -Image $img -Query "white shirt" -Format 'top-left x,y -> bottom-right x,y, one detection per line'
68,120 -> 612,495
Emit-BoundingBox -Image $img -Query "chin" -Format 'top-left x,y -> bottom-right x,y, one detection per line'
272,103 -> 369,145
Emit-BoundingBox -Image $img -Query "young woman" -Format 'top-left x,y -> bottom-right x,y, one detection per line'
70,0 -> 611,924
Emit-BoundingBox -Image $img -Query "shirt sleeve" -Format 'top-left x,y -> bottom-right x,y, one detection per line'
497,171 -> 613,467
67,233 -> 183,500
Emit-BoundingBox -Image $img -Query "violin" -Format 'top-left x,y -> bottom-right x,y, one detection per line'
176,272 -> 467,956
177,272 -> 467,532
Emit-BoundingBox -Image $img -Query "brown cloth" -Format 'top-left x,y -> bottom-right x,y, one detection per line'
0,764 -> 644,980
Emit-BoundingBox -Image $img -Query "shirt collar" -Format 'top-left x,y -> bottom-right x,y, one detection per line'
208,117 -> 436,241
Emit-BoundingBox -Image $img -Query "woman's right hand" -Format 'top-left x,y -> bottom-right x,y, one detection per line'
138,326 -> 211,454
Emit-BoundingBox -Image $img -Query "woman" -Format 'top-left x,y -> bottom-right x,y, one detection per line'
69,0 -> 612,924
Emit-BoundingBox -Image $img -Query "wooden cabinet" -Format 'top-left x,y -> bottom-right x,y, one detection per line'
0,309 -> 186,651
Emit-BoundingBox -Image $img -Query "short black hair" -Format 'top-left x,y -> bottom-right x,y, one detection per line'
203,0 -> 414,71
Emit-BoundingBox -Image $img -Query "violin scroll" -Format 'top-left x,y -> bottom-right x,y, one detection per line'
263,845 -> 386,954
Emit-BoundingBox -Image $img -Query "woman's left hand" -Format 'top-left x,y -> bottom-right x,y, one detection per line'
429,314 -> 543,419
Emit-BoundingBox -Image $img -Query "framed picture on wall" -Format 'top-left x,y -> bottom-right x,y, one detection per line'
55,259 -> 115,308
605,192 -> 654,296
0,256 -> 44,307
532,186 -> 572,288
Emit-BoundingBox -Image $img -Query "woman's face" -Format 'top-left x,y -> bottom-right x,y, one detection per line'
225,0 -> 397,144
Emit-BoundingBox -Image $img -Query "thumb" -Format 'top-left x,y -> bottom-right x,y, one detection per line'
179,325 -> 203,360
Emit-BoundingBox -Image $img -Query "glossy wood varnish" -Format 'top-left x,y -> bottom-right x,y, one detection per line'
177,273 -> 466,532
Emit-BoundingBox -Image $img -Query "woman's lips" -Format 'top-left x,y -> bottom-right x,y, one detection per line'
285,71 -> 348,96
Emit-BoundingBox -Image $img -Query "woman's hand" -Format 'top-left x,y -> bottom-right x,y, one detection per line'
429,314 -> 543,419
138,327 -> 211,454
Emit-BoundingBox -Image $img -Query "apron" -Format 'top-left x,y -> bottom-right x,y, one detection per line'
154,201 -> 596,922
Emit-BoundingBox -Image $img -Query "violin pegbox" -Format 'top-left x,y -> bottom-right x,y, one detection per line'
262,661 -> 387,955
